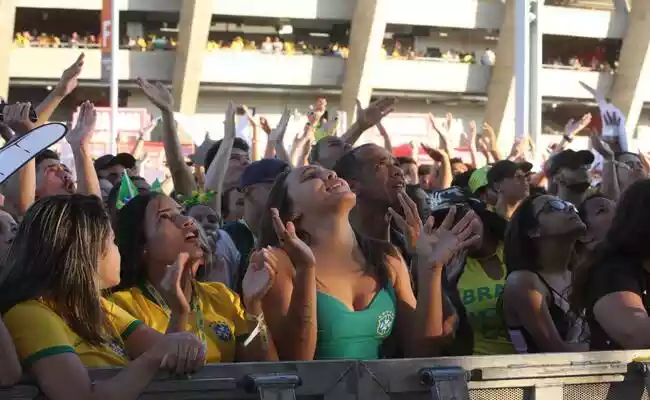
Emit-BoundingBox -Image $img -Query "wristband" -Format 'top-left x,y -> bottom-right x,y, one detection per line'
563,134 -> 573,143
243,313 -> 266,347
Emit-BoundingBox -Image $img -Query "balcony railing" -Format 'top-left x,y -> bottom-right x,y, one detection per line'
9,48 -> 625,100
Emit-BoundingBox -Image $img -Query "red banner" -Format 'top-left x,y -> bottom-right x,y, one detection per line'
100,0 -> 112,82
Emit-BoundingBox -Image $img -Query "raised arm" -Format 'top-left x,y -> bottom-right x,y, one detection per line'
204,102 -> 236,215
66,101 -> 102,198
340,98 -> 396,146
137,77 -> 196,197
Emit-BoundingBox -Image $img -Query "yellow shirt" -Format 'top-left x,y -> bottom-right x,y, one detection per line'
3,298 -> 142,368
110,282 -> 249,363
457,246 -> 515,355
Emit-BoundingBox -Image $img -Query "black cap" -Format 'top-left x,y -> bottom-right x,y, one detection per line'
239,158 -> 290,189
546,150 -> 594,177
94,153 -> 137,172
487,160 -> 533,187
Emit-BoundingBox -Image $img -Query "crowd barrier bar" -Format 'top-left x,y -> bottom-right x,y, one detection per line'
3,350 -> 650,399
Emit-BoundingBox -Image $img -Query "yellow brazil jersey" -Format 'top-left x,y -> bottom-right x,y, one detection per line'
110,282 -> 250,363
456,245 -> 515,355
3,298 -> 142,369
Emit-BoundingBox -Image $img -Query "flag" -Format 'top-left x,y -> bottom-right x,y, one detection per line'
151,178 -> 163,193
116,171 -> 138,210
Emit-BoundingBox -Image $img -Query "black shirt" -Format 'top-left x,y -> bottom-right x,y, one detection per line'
586,258 -> 650,350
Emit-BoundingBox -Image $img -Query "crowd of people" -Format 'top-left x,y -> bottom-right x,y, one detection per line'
0,49 -> 649,399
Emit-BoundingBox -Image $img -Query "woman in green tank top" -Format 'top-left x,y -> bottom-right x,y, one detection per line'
255,165 -> 480,360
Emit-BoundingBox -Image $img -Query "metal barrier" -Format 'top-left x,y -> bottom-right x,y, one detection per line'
3,350 -> 650,399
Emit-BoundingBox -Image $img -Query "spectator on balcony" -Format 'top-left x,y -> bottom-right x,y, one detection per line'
261,36 -> 273,53
13,32 -> 29,47
136,36 -> 147,51
272,37 -> 284,53
481,48 -> 495,66
231,36 -> 245,51
70,32 -> 79,48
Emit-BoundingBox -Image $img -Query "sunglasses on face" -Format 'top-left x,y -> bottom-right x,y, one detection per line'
535,199 -> 577,219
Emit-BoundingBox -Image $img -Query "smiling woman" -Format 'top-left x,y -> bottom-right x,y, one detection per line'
109,192 -> 278,364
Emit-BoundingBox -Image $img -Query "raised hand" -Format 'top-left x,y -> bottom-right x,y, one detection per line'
590,130 -> 614,161
268,108 -> 292,144
242,247 -> 277,305
356,97 -> 396,131
416,207 -> 481,270
151,332 -> 206,375
55,53 -> 84,97
421,143 -> 447,162
259,117 -> 272,135
270,208 -> 315,268
137,77 -> 173,112
158,252 -> 197,314
223,101 -> 237,140
564,113 -> 592,138
388,191 -> 421,253
468,120 -> 478,150
66,101 -> 96,149
2,102 -> 36,136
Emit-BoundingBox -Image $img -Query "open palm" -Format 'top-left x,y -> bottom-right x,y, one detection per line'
416,206 -> 480,270
137,77 -> 173,112
66,101 -> 96,148
270,208 -> 315,268
242,248 -> 277,302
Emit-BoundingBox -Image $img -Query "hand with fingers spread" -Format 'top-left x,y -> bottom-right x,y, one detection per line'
66,101 -> 97,149
590,130 -> 614,161
137,77 -> 173,112
564,113 -> 592,139
2,102 -> 37,136
242,247 -> 277,306
388,191 -> 422,253
416,207 -> 481,270
270,208 -> 315,269
149,332 -> 206,375
356,98 -> 396,131
55,53 -> 84,97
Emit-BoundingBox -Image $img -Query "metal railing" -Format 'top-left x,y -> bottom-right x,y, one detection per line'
3,350 -> 650,399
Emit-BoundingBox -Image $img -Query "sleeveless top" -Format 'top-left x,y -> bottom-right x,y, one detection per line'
315,286 -> 397,360
507,272 -> 572,353
456,246 -> 515,355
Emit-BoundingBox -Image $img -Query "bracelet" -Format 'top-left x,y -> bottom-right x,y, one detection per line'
243,313 -> 267,347
563,135 -> 573,143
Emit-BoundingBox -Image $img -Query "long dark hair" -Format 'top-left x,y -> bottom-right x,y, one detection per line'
503,193 -> 544,273
569,179 -> 650,316
0,195 -> 112,345
114,192 -> 163,290
257,170 -> 395,287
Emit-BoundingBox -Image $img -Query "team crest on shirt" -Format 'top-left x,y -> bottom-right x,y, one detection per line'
210,321 -> 233,342
107,340 -> 128,360
376,310 -> 395,336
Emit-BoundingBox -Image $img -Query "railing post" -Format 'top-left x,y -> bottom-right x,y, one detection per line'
242,373 -> 302,400
419,366 -> 470,400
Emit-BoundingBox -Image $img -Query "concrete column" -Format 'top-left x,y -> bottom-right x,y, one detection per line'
483,0 -> 517,151
340,0 -> 387,126
0,0 -> 16,100
609,0 -> 650,134
171,0 -> 213,115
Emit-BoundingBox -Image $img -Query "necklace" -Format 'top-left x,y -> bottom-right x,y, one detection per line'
143,281 -> 207,348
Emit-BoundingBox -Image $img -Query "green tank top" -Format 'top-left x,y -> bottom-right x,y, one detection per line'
315,286 -> 396,360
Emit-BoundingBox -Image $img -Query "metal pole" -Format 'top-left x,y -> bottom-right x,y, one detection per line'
514,0 -> 531,140
109,1 -> 119,155
529,0 -> 542,161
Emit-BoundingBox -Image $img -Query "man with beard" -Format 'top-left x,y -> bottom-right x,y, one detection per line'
546,149 -> 594,206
